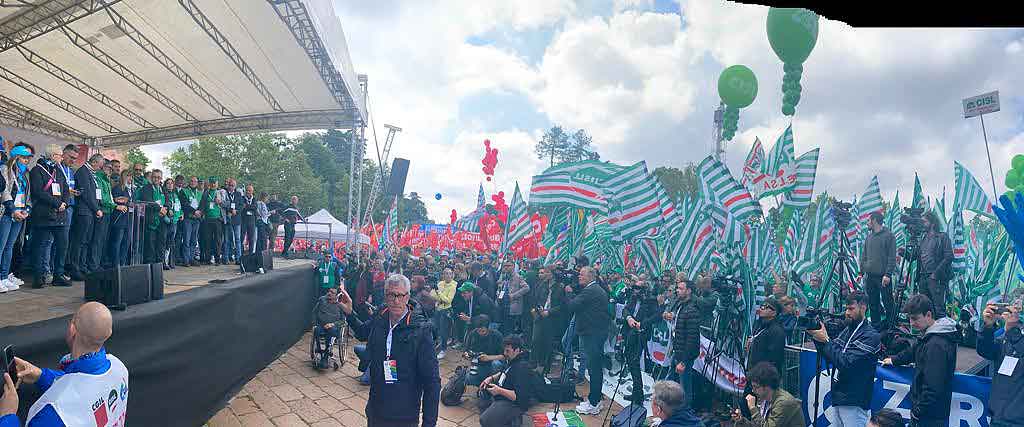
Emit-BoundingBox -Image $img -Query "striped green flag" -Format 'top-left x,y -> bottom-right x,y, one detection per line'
529,172 -> 608,214
635,235 -> 662,276
950,209 -> 967,273
793,196 -> 834,276
762,125 -> 795,177
912,173 -> 927,210
698,156 -> 762,220
501,183 -> 530,254
953,161 -> 994,218
932,187 -> 948,231
604,162 -> 664,241
783,148 -> 820,209
857,176 -> 883,222
784,209 -> 804,267
741,137 -> 766,188
885,191 -> 906,248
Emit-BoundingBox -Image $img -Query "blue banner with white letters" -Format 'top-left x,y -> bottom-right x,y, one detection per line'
798,349 -> 992,427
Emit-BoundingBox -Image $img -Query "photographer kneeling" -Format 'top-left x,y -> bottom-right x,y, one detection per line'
478,335 -> 536,427
807,291 -> 881,427
464,315 -> 506,387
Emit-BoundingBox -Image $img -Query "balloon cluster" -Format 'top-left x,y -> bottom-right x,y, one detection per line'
717,65 -> 758,141
491,191 -> 508,224
766,8 -> 818,116
481,139 -> 499,181
1005,155 -> 1024,204
450,209 -> 458,225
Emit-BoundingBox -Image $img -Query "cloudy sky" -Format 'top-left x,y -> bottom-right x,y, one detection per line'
145,1 -> 1024,223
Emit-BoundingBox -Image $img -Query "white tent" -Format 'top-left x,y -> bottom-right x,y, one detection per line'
279,208 -> 370,244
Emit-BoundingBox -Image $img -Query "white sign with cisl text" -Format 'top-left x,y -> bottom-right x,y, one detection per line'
963,91 -> 1000,118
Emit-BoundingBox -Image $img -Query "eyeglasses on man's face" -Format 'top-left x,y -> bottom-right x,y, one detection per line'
386,292 -> 409,300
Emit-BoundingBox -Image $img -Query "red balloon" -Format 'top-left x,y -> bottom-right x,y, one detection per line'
450,209 -> 457,224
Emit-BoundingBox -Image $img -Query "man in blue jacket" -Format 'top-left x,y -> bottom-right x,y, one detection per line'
337,274 -> 440,427
808,291 -> 881,427
4,302 -> 129,426
978,299 -> 1024,426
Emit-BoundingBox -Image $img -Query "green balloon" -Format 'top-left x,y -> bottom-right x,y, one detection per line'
1007,170 -> 1020,189
766,8 -> 819,64
1013,154 -> 1024,171
718,65 -> 758,108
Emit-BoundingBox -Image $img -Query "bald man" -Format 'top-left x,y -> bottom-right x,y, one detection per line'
564,266 -> 612,415
12,302 -> 129,426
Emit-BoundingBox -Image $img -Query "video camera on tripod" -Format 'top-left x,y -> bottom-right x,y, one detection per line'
711,275 -> 743,303
550,265 -> 579,287
900,207 -> 928,251
830,200 -> 853,229
796,307 -> 846,332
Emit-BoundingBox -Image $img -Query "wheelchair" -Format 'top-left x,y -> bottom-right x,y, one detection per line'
310,320 -> 349,371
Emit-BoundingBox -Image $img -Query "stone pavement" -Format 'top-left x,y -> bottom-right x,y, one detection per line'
207,331 -> 625,427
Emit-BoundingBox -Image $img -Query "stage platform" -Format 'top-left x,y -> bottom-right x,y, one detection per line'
0,257 -> 314,328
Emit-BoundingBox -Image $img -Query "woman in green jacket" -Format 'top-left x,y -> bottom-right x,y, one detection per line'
162,178 -> 183,270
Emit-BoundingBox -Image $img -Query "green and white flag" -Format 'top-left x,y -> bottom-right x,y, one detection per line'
784,209 -> 804,267
953,161 -> 994,218
529,172 -> 608,214
951,209 -> 967,273
635,235 -> 662,276
501,183 -> 530,254
793,196 -> 834,276
783,148 -> 820,209
912,173 -> 927,210
605,161 -> 663,241
698,156 -> 762,220
857,176 -> 884,222
762,125 -> 795,177
885,191 -> 906,249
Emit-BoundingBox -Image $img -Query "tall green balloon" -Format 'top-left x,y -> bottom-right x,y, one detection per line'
717,65 -> 758,141
766,8 -> 818,116
1013,154 -> 1024,171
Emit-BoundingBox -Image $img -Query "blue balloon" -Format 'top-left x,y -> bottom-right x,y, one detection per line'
434,193 -> 442,200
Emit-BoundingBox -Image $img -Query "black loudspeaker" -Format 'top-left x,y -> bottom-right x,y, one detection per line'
262,249 -> 274,271
84,265 -> 153,309
85,268 -> 122,309
150,263 -> 164,300
240,252 -> 262,273
121,265 -> 152,306
386,158 -> 410,195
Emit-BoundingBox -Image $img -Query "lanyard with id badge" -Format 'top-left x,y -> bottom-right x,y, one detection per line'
384,313 -> 408,384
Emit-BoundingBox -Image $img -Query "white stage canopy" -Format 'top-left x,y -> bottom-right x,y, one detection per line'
284,208 -> 369,244
0,0 -> 365,147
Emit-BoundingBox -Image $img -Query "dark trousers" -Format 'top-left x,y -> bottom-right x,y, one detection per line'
623,331 -> 645,405
33,225 -> 67,280
256,223 -> 270,252
479,399 -> 523,427
282,222 -> 296,255
67,213 -> 94,275
164,222 -> 178,265
865,273 -> 896,329
242,221 -> 257,255
201,219 -> 224,263
581,332 -> 607,405
107,226 -> 127,268
143,225 -> 166,264
921,277 -> 949,318
180,218 -> 200,264
87,214 -> 109,273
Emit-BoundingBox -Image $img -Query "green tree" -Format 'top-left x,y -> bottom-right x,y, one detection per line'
535,126 -> 570,167
124,146 -> 151,170
653,164 -> 700,200
399,192 -> 431,225
565,129 -> 599,163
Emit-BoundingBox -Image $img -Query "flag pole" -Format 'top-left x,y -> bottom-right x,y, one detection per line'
980,113 -> 999,200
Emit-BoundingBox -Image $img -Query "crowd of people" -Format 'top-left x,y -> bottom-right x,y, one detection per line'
0,143 -> 308,294
310,218 -> 1020,427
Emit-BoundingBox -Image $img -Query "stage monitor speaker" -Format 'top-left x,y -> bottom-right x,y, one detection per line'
122,265 -> 152,306
150,263 -> 165,300
85,268 -> 120,308
84,265 -> 152,309
386,158 -> 410,196
240,252 -> 262,273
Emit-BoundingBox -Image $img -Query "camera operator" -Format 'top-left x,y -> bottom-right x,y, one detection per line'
464,315 -> 507,386
743,297 -> 786,417
917,212 -> 953,319
882,294 -> 957,427
529,266 -> 568,375
453,283 -> 496,343
565,266 -> 612,415
618,274 -> 660,405
860,212 -> 898,330
663,277 -> 700,408
977,299 -> 1023,425
807,291 -> 881,427
495,260 -> 530,335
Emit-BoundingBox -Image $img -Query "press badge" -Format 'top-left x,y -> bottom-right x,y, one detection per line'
383,360 -> 399,383
96,188 -> 102,200
190,199 -> 199,209
230,203 -> 236,210
323,275 -> 330,284
51,185 -> 61,196
998,356 -> 1019,376
13,194 -> 25,208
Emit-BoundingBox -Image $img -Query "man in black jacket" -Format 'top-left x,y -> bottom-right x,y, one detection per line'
743,297 -> 786,417
280,195 -> 302,257
808,291 -> 881,427
565,266 -> 611,415
860,211 -> 898,330
977,300 -> 1023,426
667,278 -> 701,408
140,169 -> 168,264
917,212 -> 953,318
67,153 -> 104,281
882,294 -> 957,427
29,145 -> 71,288
337,274 -> 440,427
478,334 -> 537,427
470,261 -> 497,300
453,283 -> 496,341
529,266 -> 569,375
619,275 -> 660,405
240,184 -> 258,256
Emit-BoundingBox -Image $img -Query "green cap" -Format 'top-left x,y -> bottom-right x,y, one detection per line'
458,282 -> 476,292
207,176 -> 219,183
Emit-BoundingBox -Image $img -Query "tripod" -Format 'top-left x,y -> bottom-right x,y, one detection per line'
892,241 -> 920,328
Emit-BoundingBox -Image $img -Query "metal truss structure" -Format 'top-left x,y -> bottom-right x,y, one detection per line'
0,65 -> 119,134
0,0 -> 124,53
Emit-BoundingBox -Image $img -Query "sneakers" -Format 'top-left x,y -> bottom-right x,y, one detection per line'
0,279 -> 8,293
575,400 -> 603,415
7,274 -> 23,287
436,351 -> 446,360
3,278 -> 18,292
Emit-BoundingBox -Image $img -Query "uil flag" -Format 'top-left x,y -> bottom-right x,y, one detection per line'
501,183 -> 530,254
953,161 -> 994,218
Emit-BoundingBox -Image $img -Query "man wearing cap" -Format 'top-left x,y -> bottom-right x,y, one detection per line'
178,176 -> 203,266
30,144 -> 71,287
452,283 -> 495,344
67,153 -> 104,281
200,177 -> 225,264
742,297 -> 787,417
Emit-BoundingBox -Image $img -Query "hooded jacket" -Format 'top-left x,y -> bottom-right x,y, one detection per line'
346,299 -> 440,427
977,325 -> 1024,424
658,406 -> 705,427
813,319 -> 881,409
891,316 -> 958,423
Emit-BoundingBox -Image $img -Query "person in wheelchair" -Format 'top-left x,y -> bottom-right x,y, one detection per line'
464,314 -> 506,387
313,287 -> 345,369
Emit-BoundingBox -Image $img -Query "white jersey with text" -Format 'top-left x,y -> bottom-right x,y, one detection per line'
27,354 -> 130,427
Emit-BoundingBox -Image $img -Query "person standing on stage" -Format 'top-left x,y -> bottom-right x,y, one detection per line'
281,195 -> 303,257
162,178 -> 182,270
860,211 -> 898,330
140,169 -> 168,265
220,178 -> 243,264
178,176 -> 203,266
106,170 -> 132,268
200,178 -> 225,265
0,146 -> 32,292
87,159 -> 114,275
240,184 -> 258,256
256,192 -> 272,253
30,145 -> 71,287
67,153 -> 103,281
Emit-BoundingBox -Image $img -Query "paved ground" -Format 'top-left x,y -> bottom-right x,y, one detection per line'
206,331 -> 625,427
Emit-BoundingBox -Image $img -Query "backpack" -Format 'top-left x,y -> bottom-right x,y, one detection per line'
441,366 -> 469,406
611,403 -> 647,427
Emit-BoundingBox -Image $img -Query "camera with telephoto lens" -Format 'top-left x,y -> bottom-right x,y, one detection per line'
796,307 -> 846,331
551,266 -> 579,286
900,207 -> 927,241
830,200 -> 853,229
711,275 -> 742,304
